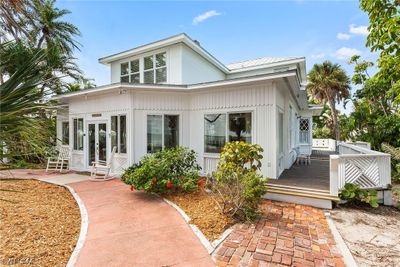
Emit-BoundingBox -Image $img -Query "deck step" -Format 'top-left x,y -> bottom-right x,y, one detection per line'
266,184 -> 339,201
267,183 -> 330,194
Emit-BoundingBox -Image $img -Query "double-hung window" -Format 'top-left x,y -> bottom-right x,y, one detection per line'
111,115 -> 127,153
62,121 -> 69,145
73,118 -> 84,150
144,52 -> 167,84
204,112 -> 252,153
147,114 -> 179,153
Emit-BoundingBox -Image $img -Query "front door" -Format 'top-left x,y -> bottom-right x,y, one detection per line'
88,122 -> 107,166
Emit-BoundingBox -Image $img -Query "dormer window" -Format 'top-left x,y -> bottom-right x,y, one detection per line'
120,52 -> 167,84
144,52 -> 167,84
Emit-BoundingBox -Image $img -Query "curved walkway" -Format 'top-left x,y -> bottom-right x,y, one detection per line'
0,170 -> 215,267
69,179 -> 215,267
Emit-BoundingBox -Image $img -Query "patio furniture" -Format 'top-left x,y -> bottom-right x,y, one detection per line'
90,146 -> 116,181
46,146 -> 70,172
296,154 -> 311,165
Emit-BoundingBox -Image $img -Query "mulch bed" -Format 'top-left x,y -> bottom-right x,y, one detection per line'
163,189 -> 235,241
0,179 -> 81,266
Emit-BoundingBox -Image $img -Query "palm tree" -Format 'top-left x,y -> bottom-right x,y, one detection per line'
34,0 -> 81,54
0,42 -> 52,161
307,61 -> 350,141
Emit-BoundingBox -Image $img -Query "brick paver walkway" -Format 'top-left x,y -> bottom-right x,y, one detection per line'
214,200 -> 344,267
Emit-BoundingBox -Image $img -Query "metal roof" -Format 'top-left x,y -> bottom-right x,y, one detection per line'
226,57 -> 303,70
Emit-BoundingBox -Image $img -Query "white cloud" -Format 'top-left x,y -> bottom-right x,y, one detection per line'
192,10 -> 221,25
349,24 -> 369,36
337,32 -> 351,40
311,53 -> 326,59
333,47 -> 361,60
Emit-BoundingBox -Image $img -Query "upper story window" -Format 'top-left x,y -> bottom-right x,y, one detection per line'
120,52 -> 167,84
144,52 -> 167,84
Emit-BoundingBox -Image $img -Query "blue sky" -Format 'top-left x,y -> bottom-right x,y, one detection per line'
58,0 -> 377,112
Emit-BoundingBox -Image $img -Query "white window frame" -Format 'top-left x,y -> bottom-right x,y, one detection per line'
73,117 -> 84,151
61,121 -> 69,145
146,113 -> 180,153
299,117 -> 311,144
111,114 -> 127,154
144,52 -> 167,84
204,110 -> 254,155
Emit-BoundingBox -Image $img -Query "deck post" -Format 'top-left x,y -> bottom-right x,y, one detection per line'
329,155 -> 339,197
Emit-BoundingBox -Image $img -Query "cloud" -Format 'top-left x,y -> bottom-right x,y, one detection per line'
337,32 -> 351,40
349,24 -> 369,36
193,10 -> 221,25
311,53 -> 325,59
333,47 -> 361,60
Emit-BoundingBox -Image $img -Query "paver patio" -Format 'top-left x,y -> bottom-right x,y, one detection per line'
214,200 -> 344,267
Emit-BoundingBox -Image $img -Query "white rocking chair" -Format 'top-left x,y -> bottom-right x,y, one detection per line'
89,146 -> 116,181
46,146 -> 70,172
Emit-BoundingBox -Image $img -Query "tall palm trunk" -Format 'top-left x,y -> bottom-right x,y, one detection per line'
328,98 -> 340,141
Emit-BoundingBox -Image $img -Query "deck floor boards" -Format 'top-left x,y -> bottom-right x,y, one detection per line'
269,155 -> 330,191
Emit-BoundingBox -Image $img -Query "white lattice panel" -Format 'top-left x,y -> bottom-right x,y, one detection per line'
344,157 -> 380,188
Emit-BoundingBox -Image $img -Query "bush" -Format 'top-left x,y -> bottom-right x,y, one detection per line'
340,183 -> 379,208
211,141 -> 267,221
122,147 -> 201,193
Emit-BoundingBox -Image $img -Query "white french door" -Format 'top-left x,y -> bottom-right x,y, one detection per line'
87,121 -> 107,167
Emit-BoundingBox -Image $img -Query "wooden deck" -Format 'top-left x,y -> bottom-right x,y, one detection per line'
268,154 -> 331,191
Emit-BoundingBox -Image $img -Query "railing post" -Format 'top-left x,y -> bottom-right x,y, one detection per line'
329,155 -> 339,196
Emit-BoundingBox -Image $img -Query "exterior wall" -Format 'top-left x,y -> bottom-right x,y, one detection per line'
181,44 -> 226,84
58,81 -> 282,178
275,81 -> 304,178
66,92 -> 132,173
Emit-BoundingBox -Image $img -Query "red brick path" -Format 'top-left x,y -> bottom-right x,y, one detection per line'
214,200 -> 344,267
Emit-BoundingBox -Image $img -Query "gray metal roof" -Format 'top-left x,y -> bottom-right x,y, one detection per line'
226,57 -> 303,70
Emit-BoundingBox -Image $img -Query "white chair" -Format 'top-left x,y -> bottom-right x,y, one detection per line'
90,146 -> 116,181
46,146 -> 70,172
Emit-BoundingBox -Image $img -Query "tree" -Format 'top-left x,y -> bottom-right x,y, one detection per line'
0,44 -> 54,162
307,61 -> 351,141
34,0 -> 81,54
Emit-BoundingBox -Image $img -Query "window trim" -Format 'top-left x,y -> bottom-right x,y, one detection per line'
146,113 -> 180,154
111,114 -> 127,154
73,117 -> 84,151
61,121 -> 69,145
120,51 -> 167,84
204,110 -> 254,154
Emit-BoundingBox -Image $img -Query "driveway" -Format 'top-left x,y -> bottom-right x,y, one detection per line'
69,179 -> 214,267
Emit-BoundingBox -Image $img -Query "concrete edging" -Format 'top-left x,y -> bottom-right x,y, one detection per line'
65,185 -> 89,267
162,197 -> 233,255
325,212 -> 358,267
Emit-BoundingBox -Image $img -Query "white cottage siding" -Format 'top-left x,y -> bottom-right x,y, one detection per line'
181,44 -> 226,84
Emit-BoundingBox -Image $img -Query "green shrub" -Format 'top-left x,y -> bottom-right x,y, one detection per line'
212,141 -> 267,221
340,183 -> 379,208
122,147 -> 201,193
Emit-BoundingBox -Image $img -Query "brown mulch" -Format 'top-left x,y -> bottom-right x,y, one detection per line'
0,179 -> 81,267
163,189 -> 235,241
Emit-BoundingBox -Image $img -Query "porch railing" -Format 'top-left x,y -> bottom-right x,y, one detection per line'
329,143 -> 391,196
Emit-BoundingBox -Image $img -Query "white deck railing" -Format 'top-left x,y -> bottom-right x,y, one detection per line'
329,143 -> 391,196
313,138 -> 337,151
203,154 -> 219,175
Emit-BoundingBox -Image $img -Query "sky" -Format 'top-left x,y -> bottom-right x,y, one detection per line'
57,0 -> 378,113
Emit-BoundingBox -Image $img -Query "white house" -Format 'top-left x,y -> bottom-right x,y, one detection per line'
55,33 -> 323,180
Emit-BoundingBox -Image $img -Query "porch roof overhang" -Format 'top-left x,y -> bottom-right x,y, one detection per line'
53,70 -> 300,102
